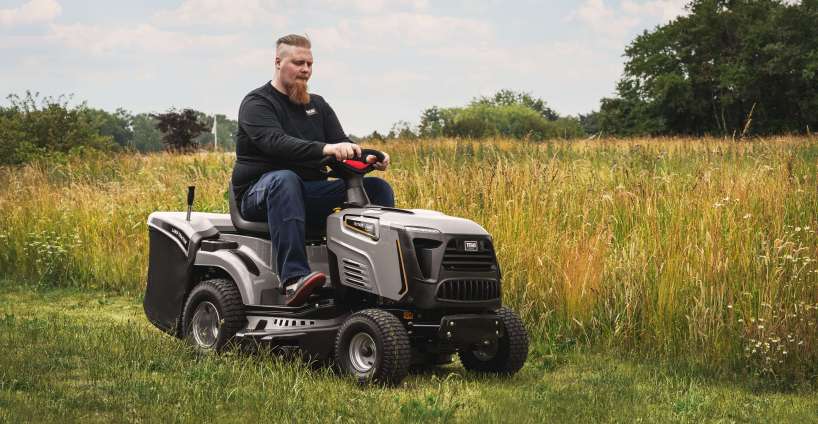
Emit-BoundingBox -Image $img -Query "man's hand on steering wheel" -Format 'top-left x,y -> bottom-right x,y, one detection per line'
366,152 -> 390,171
323,142 -> 361,161
323,142 -> 389,171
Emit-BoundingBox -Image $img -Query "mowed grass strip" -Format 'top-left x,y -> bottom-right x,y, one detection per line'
1,283 -> 817,423
2,137 -> 818,379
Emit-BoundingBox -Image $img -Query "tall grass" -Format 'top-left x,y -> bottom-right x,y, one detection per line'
2,137 -> 818,380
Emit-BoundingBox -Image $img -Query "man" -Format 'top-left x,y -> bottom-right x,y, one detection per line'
232,34 -> 393,306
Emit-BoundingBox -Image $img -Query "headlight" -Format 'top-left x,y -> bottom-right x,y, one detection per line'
344,215 -> 379,240
404,226 -> 441,235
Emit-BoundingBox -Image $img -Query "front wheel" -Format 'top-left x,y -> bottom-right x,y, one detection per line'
181,278 -> 245,352
459,307 -> 529,375
334,309 -> 410,386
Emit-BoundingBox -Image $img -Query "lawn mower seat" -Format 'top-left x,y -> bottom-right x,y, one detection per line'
227,185 -> 326,242
228,185 -> 269,236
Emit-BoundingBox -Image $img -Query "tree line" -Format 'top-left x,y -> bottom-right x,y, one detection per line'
0,91 -> 238,165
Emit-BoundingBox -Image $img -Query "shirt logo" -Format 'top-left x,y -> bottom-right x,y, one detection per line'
306,108 -> 317,116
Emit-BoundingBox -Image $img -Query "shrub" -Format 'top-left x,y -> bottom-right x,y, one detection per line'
0,92 -> 114,165
445,104 -> 584,140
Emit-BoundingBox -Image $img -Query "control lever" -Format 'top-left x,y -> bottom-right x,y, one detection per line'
186,186 -> 195,221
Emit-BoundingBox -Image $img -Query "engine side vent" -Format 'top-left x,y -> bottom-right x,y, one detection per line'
342,258 -> 369,287
441,238 -> 496,272
436,279 -> 500,301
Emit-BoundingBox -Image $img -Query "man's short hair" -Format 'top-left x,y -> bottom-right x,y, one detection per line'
276,34 -> 311,50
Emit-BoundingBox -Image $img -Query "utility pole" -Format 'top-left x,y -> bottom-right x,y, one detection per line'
212,115 -> 218,151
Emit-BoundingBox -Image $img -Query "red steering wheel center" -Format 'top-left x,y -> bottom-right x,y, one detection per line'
342,159 -> 369,170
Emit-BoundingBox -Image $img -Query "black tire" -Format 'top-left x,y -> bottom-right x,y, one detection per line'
182,278 -> 246,352
334,309 -> 411,386
458,307 -> 529,375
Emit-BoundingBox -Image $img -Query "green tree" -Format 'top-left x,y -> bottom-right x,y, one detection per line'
418,106 -> 450,138
472,89 -> 559,121
600,0 -> 818,136
84,108 -> 133,148
387,120 -> 417,140
131,113 -> 164,152
579,111 -> 601,136
366,130 -> 386,142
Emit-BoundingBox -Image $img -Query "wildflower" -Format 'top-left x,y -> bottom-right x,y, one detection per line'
758,325 -> 765,329
743,213 -> 752,219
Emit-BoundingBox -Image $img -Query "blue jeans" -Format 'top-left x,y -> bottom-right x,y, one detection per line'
240,170 -> 395,284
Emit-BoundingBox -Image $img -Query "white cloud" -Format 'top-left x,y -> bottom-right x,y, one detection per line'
621,0 -> 688,22
0,0 -> 61,27
570,0 -> 688,42
320,0 -> 429,14
573,0 -> 640,39
152,0 -> 284,27
307,12 -> 494,51
50,23 -> 239,55
379,70 -> 430,84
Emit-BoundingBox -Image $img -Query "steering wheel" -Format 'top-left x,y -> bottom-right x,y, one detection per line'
320,148 -> 385,177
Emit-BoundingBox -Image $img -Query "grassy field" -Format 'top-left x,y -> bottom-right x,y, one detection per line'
1,136 -> 818,387
2,281 -> 818,423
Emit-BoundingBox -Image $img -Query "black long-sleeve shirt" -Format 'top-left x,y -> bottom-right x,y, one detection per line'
231,81 -> 350,203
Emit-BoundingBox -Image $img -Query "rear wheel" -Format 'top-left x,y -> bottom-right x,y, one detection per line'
334,309 -> 410,386
182,278 -> 245,352
459,307 -> 528,375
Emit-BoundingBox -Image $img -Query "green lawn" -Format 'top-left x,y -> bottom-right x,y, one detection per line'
1,282 -> 816,423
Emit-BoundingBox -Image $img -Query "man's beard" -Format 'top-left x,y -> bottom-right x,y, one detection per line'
285,79 -> 310,105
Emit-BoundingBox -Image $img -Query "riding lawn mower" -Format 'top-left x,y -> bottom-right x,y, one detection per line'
143,149 -> 528,385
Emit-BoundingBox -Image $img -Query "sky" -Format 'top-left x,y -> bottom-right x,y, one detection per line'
1,0 -> 690,136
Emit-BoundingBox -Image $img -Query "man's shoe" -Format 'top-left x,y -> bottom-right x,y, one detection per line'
284,271 -> 326,306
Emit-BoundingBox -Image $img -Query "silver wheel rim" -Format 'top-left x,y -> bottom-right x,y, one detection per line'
348,332 -> 377,373
191,301 -> 220,348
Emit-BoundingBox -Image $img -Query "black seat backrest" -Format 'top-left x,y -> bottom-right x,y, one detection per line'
228,185 -> 269,236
